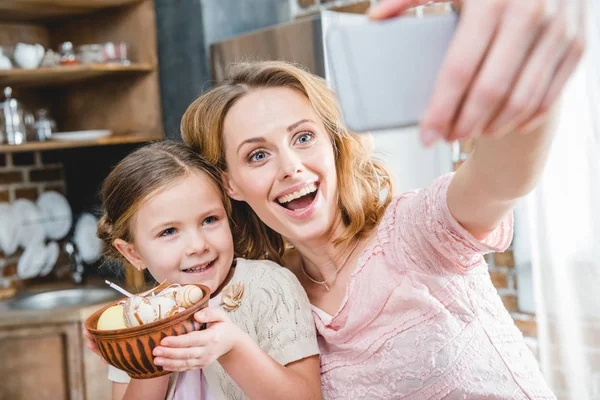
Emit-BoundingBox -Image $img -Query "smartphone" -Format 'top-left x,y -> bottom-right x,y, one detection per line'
324,11 -> 458,133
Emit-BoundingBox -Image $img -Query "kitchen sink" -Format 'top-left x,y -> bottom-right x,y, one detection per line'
8,287 -> 119,310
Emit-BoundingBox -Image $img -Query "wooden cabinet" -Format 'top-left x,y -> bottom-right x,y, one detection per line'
0,322 -> 84,400
0,0 -> 164,153
0,305 -> 114,400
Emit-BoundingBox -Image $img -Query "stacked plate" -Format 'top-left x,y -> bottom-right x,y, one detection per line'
74,213 -> 103,264
1,192 -> 73,280
17,240 -> 60,280
0,203 -> 18,256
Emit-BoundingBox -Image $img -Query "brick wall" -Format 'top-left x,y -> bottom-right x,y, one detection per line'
0,151 -> 66,288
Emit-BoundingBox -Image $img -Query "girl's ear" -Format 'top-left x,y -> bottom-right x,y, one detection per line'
222,172 -> 244,201
113,239 -> 146,271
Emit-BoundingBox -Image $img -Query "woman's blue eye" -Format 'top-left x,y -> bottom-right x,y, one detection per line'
249,151 -> 267,163
296,132 -> 313,144
203,216 -> 218,225
160,227 -> 176,237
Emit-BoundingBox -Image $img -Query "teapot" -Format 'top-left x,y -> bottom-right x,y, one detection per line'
13,43 -> 44,69
0,87 -> 27,145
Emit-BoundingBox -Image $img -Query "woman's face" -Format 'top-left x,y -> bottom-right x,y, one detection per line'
222,87 -> 339,244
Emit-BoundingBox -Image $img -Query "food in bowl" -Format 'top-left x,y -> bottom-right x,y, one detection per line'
85,282 -> 210,379
97,282 -> 205,329
97,305 -> 128,330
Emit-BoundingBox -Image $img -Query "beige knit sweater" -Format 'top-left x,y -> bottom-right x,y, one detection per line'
109,258 -> 320,400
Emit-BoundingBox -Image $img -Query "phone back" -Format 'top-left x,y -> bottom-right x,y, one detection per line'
325,12 -> 458,132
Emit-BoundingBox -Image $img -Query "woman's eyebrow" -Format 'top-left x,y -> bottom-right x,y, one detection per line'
287,119 -> 315,132
237,137 -> 266,154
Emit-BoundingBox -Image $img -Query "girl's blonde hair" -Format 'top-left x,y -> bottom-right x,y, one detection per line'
97,141 -> 233,263
181,61 -> 393,264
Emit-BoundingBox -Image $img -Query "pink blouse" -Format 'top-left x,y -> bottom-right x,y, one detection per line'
314,174 -> 555,399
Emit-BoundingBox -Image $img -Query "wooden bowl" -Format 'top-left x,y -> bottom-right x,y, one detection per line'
84,284 -> 210,379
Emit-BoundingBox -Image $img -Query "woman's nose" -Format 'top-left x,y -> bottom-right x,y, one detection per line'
278,148 -> 304,180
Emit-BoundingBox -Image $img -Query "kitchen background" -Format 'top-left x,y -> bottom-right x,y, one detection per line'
0,1 -> 597,399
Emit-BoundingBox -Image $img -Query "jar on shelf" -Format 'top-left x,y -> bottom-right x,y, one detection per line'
33,109 -> 56,141
59,41 -> 79,66
103,42 -> 130,65
78,44 -> 104,64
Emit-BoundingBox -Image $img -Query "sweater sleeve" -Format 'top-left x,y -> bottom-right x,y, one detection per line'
108,365 -> 130,383
388,173 -> 514,274
250,261 -> 320,366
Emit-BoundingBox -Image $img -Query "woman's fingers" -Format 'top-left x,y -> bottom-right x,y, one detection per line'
419,0 -> 504,146
370,0 -> 584,144
537,5 -> 586,114
486,1 -> 582,136
368,0 -> 436,20
449,0 -> 545,141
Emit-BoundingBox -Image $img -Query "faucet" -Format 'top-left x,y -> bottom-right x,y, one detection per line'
64,241 -> 85,284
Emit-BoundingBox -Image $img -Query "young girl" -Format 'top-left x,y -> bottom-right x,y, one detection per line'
95,141 -> 321,400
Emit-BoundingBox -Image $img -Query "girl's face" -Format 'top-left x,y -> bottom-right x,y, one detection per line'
222,87 -> 339,244
115,172 -> 234,294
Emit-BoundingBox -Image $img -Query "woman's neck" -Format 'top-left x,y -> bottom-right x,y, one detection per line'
289,217 -> 360,285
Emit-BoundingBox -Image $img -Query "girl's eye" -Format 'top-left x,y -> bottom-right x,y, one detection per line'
248,150 -> 268,163
295,132 -> 314,145
159,227 -> 176,237
203,216 -> 218,226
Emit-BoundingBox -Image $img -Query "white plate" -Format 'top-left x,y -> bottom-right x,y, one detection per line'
36,191 -> 72,240
50,130 -> 112,141
74,213 -> 102,263
17,234 -> 46,279
40,241 -> 59,277
12,199 -> 45,249
0,203 -> 18,255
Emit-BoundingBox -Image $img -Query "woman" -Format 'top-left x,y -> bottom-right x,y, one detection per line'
137,0 -> 585,398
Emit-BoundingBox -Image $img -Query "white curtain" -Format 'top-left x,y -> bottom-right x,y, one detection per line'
514,5 -> 600,399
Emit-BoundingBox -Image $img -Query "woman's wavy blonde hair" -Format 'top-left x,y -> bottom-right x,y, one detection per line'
181,61 -> 393,265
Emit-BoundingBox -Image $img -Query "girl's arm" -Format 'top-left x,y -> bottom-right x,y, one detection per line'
153,308 -> 321,400
219,321 -> 321,400
113,375 -> 170,400
112,382 -> 128,400
447,121 -> 555,239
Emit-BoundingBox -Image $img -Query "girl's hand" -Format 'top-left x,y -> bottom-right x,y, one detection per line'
83,328 -> 108,365
152,307 -> 244,371
369,0 -> 585,146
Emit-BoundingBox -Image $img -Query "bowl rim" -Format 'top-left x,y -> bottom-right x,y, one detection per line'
84,283 -> 210,337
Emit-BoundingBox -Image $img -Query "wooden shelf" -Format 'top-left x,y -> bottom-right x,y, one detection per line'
0,63 -> 155,88
0,133 -> 162,153
0,0 -> 143,22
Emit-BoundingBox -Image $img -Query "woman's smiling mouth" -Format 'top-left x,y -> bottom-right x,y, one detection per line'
276,182 -> 319,211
